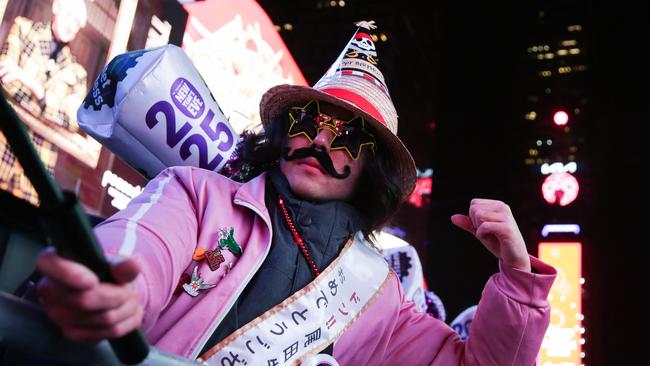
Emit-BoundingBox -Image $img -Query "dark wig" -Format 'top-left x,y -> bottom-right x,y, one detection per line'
349,139 -> 404,242
221,115 -> 406,242
220,116 -> 290,183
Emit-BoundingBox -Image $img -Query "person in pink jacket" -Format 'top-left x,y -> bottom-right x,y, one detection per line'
35,21 -> 556,365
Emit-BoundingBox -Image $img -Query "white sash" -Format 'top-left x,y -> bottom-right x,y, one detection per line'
198,232 -> 392,365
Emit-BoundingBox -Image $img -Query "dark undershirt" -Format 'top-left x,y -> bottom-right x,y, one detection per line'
199,167 -> 365,356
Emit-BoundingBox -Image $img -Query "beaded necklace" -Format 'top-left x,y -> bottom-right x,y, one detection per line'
277,197 -> 320,277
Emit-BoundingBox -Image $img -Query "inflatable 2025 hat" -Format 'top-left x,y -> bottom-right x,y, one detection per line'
259,20 -> 416,198
77,45 -> 238,180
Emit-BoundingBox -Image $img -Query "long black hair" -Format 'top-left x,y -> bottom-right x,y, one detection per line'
221,115 -> 406,241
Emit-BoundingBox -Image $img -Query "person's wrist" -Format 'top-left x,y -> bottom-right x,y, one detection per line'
502,241 -> 532,271
503,255 -> 531,272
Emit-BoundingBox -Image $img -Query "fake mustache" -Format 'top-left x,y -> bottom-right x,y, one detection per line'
283,146 -> 351,179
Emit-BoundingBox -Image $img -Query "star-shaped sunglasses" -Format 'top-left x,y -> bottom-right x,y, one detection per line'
287,100 -> 376,160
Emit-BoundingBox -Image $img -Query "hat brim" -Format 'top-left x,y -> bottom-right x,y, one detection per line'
260,84 -> 417,200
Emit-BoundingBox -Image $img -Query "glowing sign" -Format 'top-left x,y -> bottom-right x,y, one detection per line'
541,162 -> 577,175
407,177 -> 432,208
101,170 -> 144,210
182,0 -> 307,134
553,110 -> 569,126
539,242 -> 583,366
407,168 -> 433,208
542,172 -> 579,206
541,224 -> 581,237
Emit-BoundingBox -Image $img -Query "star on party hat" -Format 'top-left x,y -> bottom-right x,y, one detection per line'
260,20 -> 416,198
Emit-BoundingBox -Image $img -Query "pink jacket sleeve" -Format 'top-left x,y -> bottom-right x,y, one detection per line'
93,167 -> 200,331
382,256 -> 556,365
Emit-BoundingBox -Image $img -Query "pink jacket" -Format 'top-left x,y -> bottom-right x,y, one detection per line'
95,166 -> 556,365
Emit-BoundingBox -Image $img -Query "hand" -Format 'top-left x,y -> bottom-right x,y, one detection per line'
451,198 -> 531,272
36,248 -> 144,343
0,60 -> 45,99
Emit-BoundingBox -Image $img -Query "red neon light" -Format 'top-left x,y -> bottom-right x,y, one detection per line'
542,172 -> 579,206
407,177 -> 432,208
553,110 -> 569,126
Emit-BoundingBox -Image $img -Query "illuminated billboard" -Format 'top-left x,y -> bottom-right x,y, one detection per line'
2,0 -> 304,218
182,0 -> 308,133
538,242 -> 583,365
0,0 -> 185,217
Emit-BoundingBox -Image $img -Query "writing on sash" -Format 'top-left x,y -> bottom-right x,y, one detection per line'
216,267 -> 365,365
202,237 -> 390,366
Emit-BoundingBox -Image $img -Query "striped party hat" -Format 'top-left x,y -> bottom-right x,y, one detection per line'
260,21 -> 416,198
